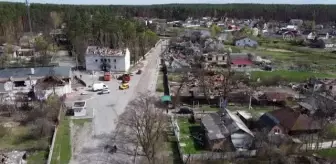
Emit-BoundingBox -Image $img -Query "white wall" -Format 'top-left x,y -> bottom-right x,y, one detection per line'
85,48 -> 131,72
3,80 -> 37,93
74,108 -> 87,117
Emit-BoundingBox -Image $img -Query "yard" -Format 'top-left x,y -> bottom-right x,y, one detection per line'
315,148 -> 336,160
251,70 -> 336,83
50,117 -> 71,164
0,124 -> 50,164
177,118 -> 205,154
0,125 -> 50,151
248,46 -> 336,73
27,151 -> 48,164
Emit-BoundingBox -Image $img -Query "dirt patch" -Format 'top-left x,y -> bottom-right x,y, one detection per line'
71,121 -> 92,160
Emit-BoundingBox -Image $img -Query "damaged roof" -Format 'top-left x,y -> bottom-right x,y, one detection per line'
0,66 -> 71,82
268,108 -> 321,131
201,108 -> 254,141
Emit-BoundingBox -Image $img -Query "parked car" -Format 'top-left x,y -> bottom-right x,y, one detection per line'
119,83 -> 129,90
136,69 -> 142,74
177,106 -> 193,114
98,89 -> 110,95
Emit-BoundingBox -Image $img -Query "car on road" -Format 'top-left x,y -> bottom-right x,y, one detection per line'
81,92 -> 88,95
119,83 -> 129,90
136,69 -> 142,74
177,106 -> 193,114
98,89 -> 110,95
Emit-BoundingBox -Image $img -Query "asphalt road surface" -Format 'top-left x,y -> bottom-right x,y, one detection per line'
70,40 -> 168,164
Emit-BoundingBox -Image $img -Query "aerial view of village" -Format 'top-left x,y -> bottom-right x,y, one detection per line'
0,1 -> 336,164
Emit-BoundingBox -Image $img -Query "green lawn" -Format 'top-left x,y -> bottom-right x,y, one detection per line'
177,118 -> 204,154
156,72 -> 164,92
316,148 -> 336,159
72,118 -> 92,127
0,126 -> 49,151
50,117 -> 71,164
167,73 -> 182,82
251,70 -> 336,83
27,151 -> 48,164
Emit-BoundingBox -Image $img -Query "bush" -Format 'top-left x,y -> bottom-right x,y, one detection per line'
29,118 -> 54,139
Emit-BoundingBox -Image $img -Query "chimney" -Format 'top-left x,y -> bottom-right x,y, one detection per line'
30,68 -> 35,75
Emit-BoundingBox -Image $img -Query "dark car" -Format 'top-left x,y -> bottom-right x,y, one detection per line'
136,69 -> 142,74
177,106 -> 193,114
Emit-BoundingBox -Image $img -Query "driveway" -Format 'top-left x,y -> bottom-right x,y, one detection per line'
70,40 -> 168,164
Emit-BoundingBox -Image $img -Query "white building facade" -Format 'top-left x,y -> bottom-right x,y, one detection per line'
0,67 -> 72,100
85,46 -> 131,72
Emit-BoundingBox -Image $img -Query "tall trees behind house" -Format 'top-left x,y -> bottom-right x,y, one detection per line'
0,3 -> 159,65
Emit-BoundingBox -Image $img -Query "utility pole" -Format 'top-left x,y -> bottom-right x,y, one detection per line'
25,0 -> 32,33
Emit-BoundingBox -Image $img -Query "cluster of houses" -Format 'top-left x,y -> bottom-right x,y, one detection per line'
0,32 -> 40,61
199,77 -> 336,153
138,16 -> 336,51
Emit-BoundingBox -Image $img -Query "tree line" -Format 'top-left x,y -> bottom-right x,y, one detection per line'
0,2 -> 159,66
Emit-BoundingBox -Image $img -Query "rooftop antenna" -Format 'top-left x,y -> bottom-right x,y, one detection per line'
25,0 -> 32,33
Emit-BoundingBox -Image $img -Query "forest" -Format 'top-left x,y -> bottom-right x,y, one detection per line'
0,2 -> 336,65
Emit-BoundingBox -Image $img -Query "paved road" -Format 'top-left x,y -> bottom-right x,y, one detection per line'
70,40 -> 168,164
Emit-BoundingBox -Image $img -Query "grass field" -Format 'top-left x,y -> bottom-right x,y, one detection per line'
237,42 -> 336,73
27,151 -> 48,164
177,118 -> 204,154
316,148 -> 336,159
0,125 -> 49,151
50,117 -> 71,164
251,70 -> 336,82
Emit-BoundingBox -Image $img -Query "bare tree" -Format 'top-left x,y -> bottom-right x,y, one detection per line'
118,92 -> 168,164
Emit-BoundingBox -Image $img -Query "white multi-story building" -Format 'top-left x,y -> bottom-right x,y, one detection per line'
85,46 -> 131,72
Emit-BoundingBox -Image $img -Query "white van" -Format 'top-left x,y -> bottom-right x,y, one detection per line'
92,83 -> 108,91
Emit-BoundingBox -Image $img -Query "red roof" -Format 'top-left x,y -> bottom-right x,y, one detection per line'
231,59 -> 252,65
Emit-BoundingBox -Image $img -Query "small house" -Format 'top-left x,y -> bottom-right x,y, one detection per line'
235,37 -> 258,47
231,59 -> 253,69
258,108 -> 321,137
201,108 -> 254,151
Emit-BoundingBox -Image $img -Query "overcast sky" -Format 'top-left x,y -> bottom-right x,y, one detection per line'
2,0 -> 336,5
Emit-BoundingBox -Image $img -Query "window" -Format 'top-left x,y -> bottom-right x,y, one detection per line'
274,129 -> 280,134
104,59 -> 107,62
238,65 -> 242,68
329,86 -> 333,90
14,81 -> 26,87
243,65 -> 246,67
108,59 -> 111,62
114,66 -> 116,69
222,56 -> 225,60
114,59 -> 116,62
95,59 -> 98,62
100,59 -> 103,62
207,57 -> 212,61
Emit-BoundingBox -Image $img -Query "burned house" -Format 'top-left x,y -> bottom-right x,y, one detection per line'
0,66 -> 72,99
201,108 -> 254,151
